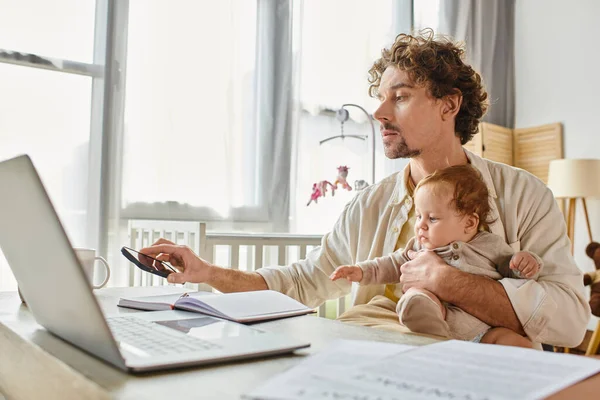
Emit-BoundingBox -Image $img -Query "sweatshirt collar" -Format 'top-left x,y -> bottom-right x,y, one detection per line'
464,148 -> 498,199
388,164 -> 411,207
389,148 -> 497,207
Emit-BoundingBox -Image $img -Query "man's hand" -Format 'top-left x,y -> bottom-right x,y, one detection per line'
140,239 -> 214,284
329,265 -> 364,282
406,249 -> 525,335
510,252 -> 540,279
139,238 -> 268,292
401,249 -> 454,297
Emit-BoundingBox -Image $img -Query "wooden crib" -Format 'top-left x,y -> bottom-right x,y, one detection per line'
127,220 -> 350,319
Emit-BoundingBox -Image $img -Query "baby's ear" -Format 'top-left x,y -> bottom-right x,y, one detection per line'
464,213 -> 479,233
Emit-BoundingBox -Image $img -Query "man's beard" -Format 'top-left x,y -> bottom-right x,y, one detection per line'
381,122 -> 421,159
384,137 -> 421,159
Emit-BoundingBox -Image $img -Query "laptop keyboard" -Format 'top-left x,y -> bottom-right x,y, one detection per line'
107,316 -> 222,356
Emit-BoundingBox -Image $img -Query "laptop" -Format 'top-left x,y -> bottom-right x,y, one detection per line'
0,155 -> 310,373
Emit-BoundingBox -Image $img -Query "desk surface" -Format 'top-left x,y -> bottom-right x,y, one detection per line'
0,287 -> 598,400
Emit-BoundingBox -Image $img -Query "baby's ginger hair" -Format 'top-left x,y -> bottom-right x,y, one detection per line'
415,165 -> 493,231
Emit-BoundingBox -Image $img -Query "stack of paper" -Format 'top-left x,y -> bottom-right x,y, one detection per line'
245,340 -> 600,400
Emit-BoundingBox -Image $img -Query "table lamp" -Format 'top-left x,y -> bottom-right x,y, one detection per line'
547,159 -> 600,255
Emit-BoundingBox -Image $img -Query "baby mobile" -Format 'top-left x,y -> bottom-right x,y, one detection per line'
307,104 -> 376,206
307,166 -> 352,206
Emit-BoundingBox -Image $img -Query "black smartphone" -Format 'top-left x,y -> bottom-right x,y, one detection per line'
121,246 -> 177,278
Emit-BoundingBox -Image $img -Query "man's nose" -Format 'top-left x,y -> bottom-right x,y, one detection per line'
373,100 -> 391,123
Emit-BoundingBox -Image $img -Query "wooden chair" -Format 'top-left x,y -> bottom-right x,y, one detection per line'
586,321 -> 600,356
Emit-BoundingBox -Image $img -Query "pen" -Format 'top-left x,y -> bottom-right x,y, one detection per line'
170,292 -> 189,310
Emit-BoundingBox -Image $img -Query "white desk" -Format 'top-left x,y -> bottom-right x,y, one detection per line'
0,287 -> 438,400
1,287 -> 599,400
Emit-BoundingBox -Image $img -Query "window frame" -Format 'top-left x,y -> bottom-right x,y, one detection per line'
0,0 -> 112,256
0,0 -> 418,260
113,0 -> 272,228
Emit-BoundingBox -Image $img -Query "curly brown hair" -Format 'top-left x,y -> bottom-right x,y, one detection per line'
415,165 -> 494,232
368,29 -> 488,145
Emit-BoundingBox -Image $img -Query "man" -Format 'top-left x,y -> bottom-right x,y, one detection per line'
142,31 -> 589,348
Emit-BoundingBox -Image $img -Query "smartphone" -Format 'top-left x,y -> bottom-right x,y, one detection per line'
121,246 -> 177,278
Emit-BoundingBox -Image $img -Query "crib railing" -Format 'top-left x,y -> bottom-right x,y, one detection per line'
127,220 -> 348,318
127,220 -> 207,291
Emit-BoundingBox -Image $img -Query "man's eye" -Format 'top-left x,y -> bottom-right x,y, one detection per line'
395,95 -> 407,102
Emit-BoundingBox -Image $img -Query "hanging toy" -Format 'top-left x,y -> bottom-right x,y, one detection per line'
334,166 -> 352,191
307,180 -> 336,206
307,183 -> 323,206
318,180 -> 336,197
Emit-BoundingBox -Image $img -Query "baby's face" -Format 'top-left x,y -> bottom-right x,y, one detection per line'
413,184 -> 473,249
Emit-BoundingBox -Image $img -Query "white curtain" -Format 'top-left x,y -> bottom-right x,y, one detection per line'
298,0 -> 396,122
438,0 -> 515,127
413,0 -> 441,31
256,0 -> 294,232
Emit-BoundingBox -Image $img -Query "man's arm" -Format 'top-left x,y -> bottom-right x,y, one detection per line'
436,266 -> 525,335
504,175 -> 589,347
400,251 -> 525,335
205,266 -> 268,292
139,242 -> 269,291
140,195 -> 361,308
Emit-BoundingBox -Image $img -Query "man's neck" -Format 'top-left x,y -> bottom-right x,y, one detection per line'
409,141 -> 468,185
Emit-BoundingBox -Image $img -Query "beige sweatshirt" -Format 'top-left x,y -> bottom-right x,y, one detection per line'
357,232 -> 543,284
256,150 -> 590,347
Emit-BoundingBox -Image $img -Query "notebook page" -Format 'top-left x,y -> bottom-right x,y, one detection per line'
118,291 -> 211,311
182,290 -> 311,321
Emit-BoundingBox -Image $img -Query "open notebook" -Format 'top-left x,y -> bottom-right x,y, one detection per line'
118,290 -> 314,323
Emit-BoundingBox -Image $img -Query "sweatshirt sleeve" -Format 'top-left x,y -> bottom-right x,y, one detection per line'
502,251 -> 544,280
356,238 -> 414,285
499,183 -> 589,347
255,196 -> 360,308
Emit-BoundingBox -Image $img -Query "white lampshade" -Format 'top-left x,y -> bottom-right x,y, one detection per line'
547,159 -> 600,198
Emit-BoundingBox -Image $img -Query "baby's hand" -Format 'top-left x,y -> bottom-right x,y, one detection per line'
510,252 -> 540,279
329,265 -> 364,282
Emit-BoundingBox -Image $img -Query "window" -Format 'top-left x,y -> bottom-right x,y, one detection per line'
0,0 -> 96,62
413,0 -> 441,32
0,64 -> 93,243
0,0 -> 102,291
121,0 -> 260,221
298,0 -> 395,115
290,0 -> 396,234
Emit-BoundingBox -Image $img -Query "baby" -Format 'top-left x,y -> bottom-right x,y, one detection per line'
330,165 -> 541,347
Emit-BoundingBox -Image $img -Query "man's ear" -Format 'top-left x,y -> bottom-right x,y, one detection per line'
464,213 -> 479,234
441,89 -> 463,121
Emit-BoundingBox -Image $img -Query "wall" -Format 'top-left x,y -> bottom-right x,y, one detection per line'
515,0 -> 600,328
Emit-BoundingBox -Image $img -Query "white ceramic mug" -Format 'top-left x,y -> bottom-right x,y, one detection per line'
74,248 -> 111,289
